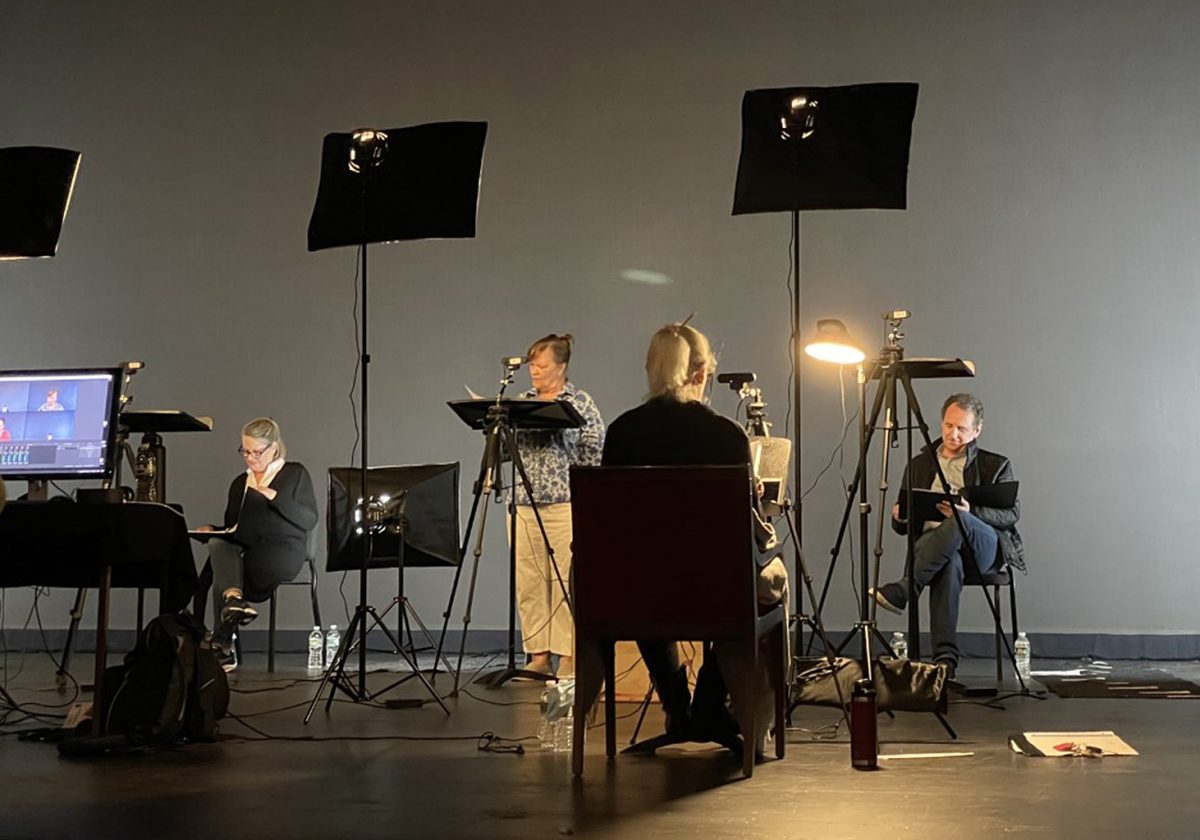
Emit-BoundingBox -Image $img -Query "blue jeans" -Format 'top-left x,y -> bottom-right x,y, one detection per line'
909,512 -> 998,666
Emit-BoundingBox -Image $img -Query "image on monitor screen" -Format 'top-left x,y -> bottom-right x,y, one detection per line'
0,368 -> 123,480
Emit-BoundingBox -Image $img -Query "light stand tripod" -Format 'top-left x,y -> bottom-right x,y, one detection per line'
435,369 -> 583,693
314,463 -> 461,714
716,374 -> 848,724
732,83 -> 920,657
822,313 -> 976,736
303,121 -> 487,719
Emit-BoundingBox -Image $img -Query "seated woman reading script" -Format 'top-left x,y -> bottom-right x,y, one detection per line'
196,417 -> 317,671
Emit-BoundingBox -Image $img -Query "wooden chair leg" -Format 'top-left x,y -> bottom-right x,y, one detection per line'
742,640 -> 757,778
604,641 -> 617,759
572,637 -> 604,777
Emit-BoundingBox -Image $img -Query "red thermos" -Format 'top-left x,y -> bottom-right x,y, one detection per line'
850,678 -> 878,770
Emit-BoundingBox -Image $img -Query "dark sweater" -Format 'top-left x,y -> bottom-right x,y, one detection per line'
602,397 -> 749,467
223,461 -> 318,601
602,397 -> 778,558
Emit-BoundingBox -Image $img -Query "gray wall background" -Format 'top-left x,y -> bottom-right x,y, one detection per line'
2,1 -> 1197,651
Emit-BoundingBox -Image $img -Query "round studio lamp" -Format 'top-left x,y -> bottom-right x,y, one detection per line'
780,94 -> 819,141
805,319 -> 866,364
347,128 -> 389,174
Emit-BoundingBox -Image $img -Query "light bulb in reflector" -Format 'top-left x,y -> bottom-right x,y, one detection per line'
804,319 -> 866,364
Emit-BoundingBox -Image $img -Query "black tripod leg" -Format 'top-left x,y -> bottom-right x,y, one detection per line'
810,462 -> 863,655
58,587 -> 87,688
867,366 -> 900,634
812,370 -> 890,640
629,681 -> 655,745
499,425 -> 573,613
305,606 -> 366,724
452,484 -> 493,695
369,606 -> 450,715
935,711 -> 958,739
434,436 -> 491,682
404,600 -> 460,681
780,503 -> 849,725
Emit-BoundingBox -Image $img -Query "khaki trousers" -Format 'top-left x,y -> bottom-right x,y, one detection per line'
514,503 -> 574,657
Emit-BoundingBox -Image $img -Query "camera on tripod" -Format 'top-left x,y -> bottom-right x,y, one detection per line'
716,371 -> 756,392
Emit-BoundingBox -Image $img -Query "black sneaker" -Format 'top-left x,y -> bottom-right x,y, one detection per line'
936,659 -> 964,692
221,596 -> 258,627
218,644 -> 238,674
870,583 -> 907,615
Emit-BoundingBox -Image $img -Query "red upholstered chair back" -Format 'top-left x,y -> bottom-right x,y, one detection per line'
569,465 -> 758,642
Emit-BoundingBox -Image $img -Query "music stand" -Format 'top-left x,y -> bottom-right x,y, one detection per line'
305,121 -> 486,716
0,146 -> 81,259
437,396 -> 584,691
305,464 -> 460,720
732,82 -> 918,654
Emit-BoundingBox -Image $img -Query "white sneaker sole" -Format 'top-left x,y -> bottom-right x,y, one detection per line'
871,588 -> 904,615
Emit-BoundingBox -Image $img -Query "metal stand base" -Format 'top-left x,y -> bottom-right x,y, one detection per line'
304,603 -> 450,724
474,667 -> 555,689
372,595 -> 459,691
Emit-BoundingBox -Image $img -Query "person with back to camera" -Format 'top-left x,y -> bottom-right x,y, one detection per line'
512,333 -> 605,679
0,418 -> 10,441
596,321 -> 788,757
196,417 -> 318,672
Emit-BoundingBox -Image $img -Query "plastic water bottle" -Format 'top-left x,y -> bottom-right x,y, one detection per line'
325,624 -> 341,668
1014,632 -> 1031,679
890,631 -> 908,660
538,683 -> 556,750
307,626 -> 324,671
554,707 -> 574,753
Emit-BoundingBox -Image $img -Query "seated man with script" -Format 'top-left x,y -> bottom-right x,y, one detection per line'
871,393 -> 1023,679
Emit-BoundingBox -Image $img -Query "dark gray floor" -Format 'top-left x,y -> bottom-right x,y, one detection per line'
2,653 -> 1198,839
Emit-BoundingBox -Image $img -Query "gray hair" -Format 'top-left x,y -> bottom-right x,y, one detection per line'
941,393 -> 983,428
242,417 -> 286,459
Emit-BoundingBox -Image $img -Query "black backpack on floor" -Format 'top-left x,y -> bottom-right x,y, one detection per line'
101,612 -> 229,744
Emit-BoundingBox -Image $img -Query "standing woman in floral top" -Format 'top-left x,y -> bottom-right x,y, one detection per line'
515,333 -> 605,678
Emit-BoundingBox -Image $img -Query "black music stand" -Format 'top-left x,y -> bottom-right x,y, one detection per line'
304,464 -> 460,720
437,396 -> 584,692
305,121 -> 486,716
0,146 -> 81,259
62,406 -> 214,683
732,83 -> 918,654
0,501 -> 196,736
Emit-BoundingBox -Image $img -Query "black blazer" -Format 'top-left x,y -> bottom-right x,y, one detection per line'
223,461 -> 318,602
892,440 -> 1024,572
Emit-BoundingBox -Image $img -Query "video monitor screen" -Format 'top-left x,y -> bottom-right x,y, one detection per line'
0,368 -> 122,480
